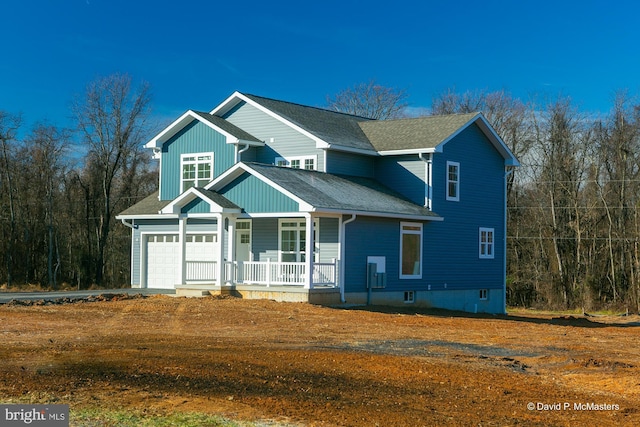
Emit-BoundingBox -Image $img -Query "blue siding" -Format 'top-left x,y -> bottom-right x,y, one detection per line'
223,101 -> 326,170
424,123 -> 506,290
325,150 -> 374,177
160,120 -> 236,200
220,172 -> 299,213
252,218 -> 279,261
375,155 -> 426,206
181,198 -> 210,214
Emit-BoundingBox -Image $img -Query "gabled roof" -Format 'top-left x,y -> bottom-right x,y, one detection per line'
361,112 -> 520,166
211,92 -> 377,154
160,186 -> 241,215
208,162 -> 441,221
145,109 -> 262,150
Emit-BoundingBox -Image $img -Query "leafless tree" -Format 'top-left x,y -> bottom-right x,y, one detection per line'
326,80 -> 409,119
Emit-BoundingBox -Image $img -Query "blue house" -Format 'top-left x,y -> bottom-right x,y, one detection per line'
117,92 -> 518,313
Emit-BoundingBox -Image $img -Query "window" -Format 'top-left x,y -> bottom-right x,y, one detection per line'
479,228 -> 495,259
275,155 -> 317,170
181,153 -> 213,192
404,291 -> 415,303
479,289 -> 488,300
446,161 -> 460,201
278,219 -> 319,262
400,222 -> 422,279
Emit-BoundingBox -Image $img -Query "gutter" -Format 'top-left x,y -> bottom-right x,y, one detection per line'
120,218 -> 137,230
235,141 -> 251,163
339,214 -> 357,303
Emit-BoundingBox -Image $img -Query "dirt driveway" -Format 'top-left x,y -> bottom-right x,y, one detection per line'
0,295 -> 639,426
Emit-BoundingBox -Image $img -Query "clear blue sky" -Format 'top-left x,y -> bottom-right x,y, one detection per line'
2,0 -> 639,131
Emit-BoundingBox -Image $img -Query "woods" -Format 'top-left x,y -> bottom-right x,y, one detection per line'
0,74 -> 157,290
2,75 -> 640,312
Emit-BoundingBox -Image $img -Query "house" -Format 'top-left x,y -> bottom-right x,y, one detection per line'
116,91 -> 519,313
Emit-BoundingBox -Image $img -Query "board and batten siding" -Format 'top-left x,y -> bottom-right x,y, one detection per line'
374,155 -> 427,206
325,150 -> 375,178
424,123 -> 506,291
219,172 -> 299,213
222,101 -> 325,170
160,120 -> 236,200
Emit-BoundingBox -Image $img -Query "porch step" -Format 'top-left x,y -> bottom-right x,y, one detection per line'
175,284 -> 216,297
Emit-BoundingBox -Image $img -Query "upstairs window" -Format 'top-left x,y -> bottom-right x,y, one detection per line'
275,155 -> 317,170
479,228 -> 495,259
446,161 -> 460,201
181,153 -> 213,192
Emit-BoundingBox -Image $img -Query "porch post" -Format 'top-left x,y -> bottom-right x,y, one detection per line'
215,213 -> 224,286
227,216 -> 236,284
177,215 -> 187,285
304,213 -> 314,289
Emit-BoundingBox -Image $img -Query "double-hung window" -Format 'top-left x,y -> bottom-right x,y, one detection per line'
181,153 -> 213,192
446,161 -> 460,201
479,228 -> 495,259
279,219 -> 319,262
400,222 -> 422,279
275,155 -> 317,170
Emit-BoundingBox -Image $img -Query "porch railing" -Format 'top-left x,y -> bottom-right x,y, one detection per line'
186,259 -> 338,287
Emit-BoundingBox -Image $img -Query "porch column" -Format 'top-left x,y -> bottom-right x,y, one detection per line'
215,213 -> 224,286
304,213 -> 314,289
226,216 -> 236,285
177,215 -> 187,285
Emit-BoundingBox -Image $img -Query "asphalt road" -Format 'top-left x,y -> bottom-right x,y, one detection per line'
0,288 -> 175,304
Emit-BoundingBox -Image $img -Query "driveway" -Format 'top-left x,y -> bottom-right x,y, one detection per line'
0,288 -> 175,304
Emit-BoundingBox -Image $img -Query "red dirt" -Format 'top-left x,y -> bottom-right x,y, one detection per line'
1,295 -> 639,426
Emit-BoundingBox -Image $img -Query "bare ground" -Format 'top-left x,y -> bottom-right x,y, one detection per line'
0,294 -> 639,426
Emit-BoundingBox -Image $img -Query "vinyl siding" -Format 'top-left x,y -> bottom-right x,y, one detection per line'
318,217 -> 339,262
219,172 -> 299,213
223,101 -> 325,170
160,120 -> 236,200
424,123 -> 506,290
325,150 -> 374,177
375,155 -> 426,206
252,218 -> 279,262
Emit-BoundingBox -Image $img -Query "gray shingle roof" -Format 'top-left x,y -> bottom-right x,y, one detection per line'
359,113 -> 479,152
242,94 -> 376,152
244,163 -> 439,219
118,192 -> 170,216
193,188 -> 241,209
191,111 -> 261,143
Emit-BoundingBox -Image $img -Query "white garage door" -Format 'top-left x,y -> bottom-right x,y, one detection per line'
145,234 -> 180,289
145,234 -> 218,288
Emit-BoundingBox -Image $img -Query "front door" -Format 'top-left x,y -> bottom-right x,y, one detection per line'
235,220 -> 251,262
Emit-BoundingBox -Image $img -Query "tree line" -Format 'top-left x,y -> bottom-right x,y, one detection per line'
0,74 -> 157,289
3,76 -> 639,312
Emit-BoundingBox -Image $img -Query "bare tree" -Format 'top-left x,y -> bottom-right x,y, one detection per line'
326,80 -> 408,119
72,74 -> 152,286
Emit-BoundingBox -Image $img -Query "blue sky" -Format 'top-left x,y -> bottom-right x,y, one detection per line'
2,0 -> 639,131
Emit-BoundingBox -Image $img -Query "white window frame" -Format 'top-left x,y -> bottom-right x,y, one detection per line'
479,227 -> 495,259
181,152 -> 214,192
275,155 -> 318,170
479,289 -> 488,300
404,291 -> 415,304
278,219 -> 319,263
399,222 -> 423,279
446,161 -> 460,201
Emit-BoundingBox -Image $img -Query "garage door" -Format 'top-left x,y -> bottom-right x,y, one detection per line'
145,234 -> 218,288
145,234 -> 180,289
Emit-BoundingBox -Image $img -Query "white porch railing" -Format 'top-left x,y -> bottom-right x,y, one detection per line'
186,260 -> 338,287
185,260 -> 217,282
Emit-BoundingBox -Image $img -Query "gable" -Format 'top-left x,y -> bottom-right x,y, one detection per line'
160,120 -> 236,200
219,172 -> 300,213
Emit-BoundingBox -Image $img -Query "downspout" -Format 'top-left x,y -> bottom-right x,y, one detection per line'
419,153 -> 433,210
339,214 -> 357,303
120,218 -> 137,229
235,142 -> 250,163
503,167 -> 515,315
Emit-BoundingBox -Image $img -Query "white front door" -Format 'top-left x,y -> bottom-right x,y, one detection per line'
235,220 -> 251,262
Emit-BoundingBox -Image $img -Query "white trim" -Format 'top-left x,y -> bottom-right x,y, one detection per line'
160,186 -> 241,215
446,161 -> 460,202
399,222 -> 423,279
479,227 -> 495,259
